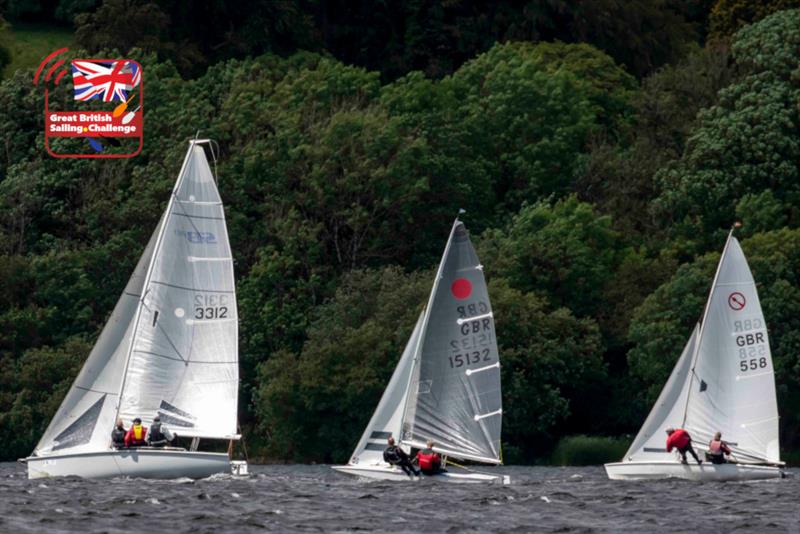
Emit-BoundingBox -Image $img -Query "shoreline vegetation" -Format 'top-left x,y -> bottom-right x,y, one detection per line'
1,3 -> 800,466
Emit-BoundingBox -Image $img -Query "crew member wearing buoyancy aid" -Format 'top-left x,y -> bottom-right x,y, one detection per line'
383,436 -> 420,477
124,418 -> 148,447
706,431 -> 732,464
146,415 -> 175,447
416,440 -> 443,476
111,419 -> 127,449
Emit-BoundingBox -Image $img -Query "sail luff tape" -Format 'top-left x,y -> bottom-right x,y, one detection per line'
457,312 -> 493,325
187,256 -> 232,262
465,361 -> 500,376
473,409 -> 503,422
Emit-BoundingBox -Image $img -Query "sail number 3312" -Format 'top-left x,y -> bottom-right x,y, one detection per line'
194,294 -> 230,319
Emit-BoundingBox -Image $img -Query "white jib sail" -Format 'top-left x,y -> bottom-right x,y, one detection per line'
33,220 -> 161,455
623,324 -> 698,461
348,311 -> 425,466
117,141 -> 239,439
682,235 -> 780,463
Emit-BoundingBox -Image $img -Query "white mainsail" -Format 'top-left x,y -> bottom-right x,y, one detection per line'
623,231 -> 780,465
682,235 -> 779,463
117,142 -> 239,439
400,219 -> 502,464
348,311 -> 424,466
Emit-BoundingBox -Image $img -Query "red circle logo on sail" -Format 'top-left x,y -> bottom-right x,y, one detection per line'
728,292 -> 746,311
451,278 -> 472,300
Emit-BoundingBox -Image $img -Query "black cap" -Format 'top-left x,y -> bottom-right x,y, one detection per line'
133,417 -> 142,424
153,415 -> 161,422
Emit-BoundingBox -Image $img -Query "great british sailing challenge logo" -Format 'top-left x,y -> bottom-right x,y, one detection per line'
34,48 -> 143,158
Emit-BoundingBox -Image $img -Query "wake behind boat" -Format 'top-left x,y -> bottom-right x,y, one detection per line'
606,225 -> 784,481
25,140 -> 242,479
332,217 -> 507,484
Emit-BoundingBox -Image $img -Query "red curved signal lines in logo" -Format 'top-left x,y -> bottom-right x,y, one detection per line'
34,47 -> 69,85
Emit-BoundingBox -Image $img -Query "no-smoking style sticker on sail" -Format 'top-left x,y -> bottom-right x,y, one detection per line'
728,292 -> 746,311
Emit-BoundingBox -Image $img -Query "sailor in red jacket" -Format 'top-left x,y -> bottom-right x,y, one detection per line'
666,427 -> 702,465
416,440 -> 443,476
124,417 -> 148,448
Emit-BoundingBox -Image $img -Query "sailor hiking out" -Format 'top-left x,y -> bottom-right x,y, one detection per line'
384,437 -> 419,477
666,427 -> 702,465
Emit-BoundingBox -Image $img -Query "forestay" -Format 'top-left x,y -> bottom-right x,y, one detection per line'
117,142 -> 239,439
349,311 -> 424,466
623,324 -> 698,461
33,220 -> 160,455
401,220 -> 502,464
682,236 -> 779,463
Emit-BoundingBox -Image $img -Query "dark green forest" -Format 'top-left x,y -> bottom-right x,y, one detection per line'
1,1 -> 799,464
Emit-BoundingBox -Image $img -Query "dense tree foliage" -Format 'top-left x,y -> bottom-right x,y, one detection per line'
1,4 -> 800,463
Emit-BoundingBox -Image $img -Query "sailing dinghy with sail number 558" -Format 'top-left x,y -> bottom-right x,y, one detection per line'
333,218 -> 508,484
605,224 -> 785,481
23,140 -> 243,479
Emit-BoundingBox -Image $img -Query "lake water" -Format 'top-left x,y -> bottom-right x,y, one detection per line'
1,463 -> 797,532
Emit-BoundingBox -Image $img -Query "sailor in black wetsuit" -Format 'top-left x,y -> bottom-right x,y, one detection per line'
111,419 -> 127,449
383,436 -> 419,477
145,415 -> 175,447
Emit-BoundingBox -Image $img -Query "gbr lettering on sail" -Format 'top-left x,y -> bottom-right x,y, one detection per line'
734,317 -> 768,373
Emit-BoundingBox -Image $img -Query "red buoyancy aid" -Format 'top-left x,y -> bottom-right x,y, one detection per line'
666,429 -> 690,451
417,450 -> 441,471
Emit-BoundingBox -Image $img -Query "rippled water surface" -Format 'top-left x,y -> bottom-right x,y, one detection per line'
2,463 -> 797,532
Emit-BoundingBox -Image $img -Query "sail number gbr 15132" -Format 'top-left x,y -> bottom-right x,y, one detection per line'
448,300 -> 494,368
194,294 -> 230,320
734,318 -> 768,373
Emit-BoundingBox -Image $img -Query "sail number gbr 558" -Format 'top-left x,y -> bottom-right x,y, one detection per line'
449,300 -> 494,369
734,317 -> 769,372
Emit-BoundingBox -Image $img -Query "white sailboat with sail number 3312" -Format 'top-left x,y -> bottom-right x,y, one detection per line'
23,140 -> 243,479
333,217 -> 508,484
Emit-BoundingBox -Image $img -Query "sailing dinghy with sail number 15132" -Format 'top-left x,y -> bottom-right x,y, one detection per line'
333,217 -> 508,484
23,139 -> 244,479
605,224 -> 785,481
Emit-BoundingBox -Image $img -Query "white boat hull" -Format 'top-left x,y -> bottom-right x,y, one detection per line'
25,448 -> 230,480
331,463 -> 509,484
604,461 -> 784,481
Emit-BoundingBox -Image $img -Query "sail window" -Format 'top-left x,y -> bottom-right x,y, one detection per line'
52,395 -> 106,451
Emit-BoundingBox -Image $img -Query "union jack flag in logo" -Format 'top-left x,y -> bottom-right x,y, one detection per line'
71,60 -> 141,102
